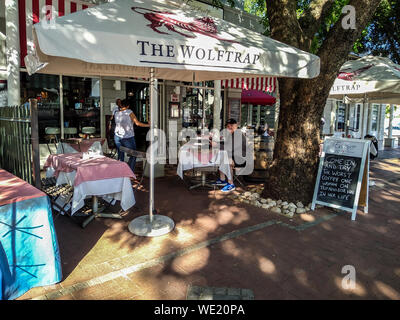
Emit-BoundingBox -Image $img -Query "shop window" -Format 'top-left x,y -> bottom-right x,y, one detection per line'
260,105 -> 275,134
182,86 -> 214,130
349,103 -> 361,132
62,76 -> 100,136
371,104 -> 379,132
335,101 -> 346,132
126,82 -> 150,152
126,82 -> 149,123
242,104 -> 275,135
20,72 -> 60,142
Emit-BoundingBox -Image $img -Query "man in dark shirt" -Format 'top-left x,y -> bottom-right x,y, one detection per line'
212,118 -> 248,192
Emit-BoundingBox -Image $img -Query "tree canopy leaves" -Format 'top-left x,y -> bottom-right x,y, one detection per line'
354,0 -> 400,63
238,0 -> 399,63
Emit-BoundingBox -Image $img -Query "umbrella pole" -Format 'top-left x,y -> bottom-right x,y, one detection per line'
149,69 -> 155,224
128,68 -> 175,237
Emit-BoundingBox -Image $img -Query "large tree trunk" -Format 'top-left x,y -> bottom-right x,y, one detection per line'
263,76 -> 334,203
262,0 -> 382,203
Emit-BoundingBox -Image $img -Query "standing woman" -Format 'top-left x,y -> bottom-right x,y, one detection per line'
114,99 -> 149,172
109,98 -> 122,160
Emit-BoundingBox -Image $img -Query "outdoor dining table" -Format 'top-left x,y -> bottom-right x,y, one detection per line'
0,169 -> 62,300
177,138 -> 232,189
43,152 -> 136,227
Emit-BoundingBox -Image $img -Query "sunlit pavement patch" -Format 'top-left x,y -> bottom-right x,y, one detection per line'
31,213 -> 339,300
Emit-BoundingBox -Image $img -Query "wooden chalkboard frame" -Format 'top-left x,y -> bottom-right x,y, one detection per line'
311,137 -> 370,221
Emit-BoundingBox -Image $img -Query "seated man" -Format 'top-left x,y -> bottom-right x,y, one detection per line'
262,123 -> 270,137
212,118 -> 248,192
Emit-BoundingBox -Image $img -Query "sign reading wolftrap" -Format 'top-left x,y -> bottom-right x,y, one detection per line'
32,0 -> 320,81
311,137 -> 370,220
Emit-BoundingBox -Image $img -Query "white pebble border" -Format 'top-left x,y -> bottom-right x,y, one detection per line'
227,187 -> 323,218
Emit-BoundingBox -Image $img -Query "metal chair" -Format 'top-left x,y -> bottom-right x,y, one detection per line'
41,177 -> 95,228
104,133 -> 117,159
81,126 -> 96,139
119,146 -> 148,192
233,166 -> 247,188
64,127 -> 77,139
41,177 -> 73,220
45,127 -> 61,154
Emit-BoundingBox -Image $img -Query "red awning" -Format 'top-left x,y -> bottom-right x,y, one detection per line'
18,0 -> 93,67
223,77 -> 277,92
241,90 -> 276,105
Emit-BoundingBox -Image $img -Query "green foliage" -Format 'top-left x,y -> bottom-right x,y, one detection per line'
386,105 -> 397,117
301,0 -> 350,54
354,0 -> 400,63
240,0 -> 398,61
243,0 -> 269,35
243,0 -> 352,52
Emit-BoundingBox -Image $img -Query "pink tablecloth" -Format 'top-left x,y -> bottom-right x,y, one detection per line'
44,153 -> 135,187
0,169 -> 46,206
196,149 -> 214,164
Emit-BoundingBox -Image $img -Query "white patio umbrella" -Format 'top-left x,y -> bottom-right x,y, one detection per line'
328,55 -> 400,145
32,0 -> 320,236
329,55 -> 400,104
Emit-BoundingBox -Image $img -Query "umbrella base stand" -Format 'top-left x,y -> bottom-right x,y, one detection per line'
128,214 -> 175,237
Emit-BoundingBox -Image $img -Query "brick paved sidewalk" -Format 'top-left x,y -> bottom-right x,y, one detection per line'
18,154 -> 400,300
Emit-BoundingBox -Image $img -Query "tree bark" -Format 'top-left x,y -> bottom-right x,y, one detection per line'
262,0 -> 382,203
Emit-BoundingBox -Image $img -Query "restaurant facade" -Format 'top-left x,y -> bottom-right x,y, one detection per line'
2,0 -> 279,167
321,55 -> 400,150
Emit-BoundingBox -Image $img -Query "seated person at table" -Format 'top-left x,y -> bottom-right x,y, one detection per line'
114,99 -> 149,172
211,118 -> 248,192
262,123 -> 271,137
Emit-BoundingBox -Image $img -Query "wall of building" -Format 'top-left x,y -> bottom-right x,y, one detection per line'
102,79 -> 126,116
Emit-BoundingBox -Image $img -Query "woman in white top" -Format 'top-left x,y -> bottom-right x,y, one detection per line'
114,99 -> 149,172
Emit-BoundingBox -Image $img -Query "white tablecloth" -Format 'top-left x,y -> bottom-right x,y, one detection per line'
46,168 -> 135,215
177,142 -> 232,181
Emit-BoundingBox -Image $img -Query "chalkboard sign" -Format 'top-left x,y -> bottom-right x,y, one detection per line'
228,98 -> 241,123
311,137 -> 370,220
